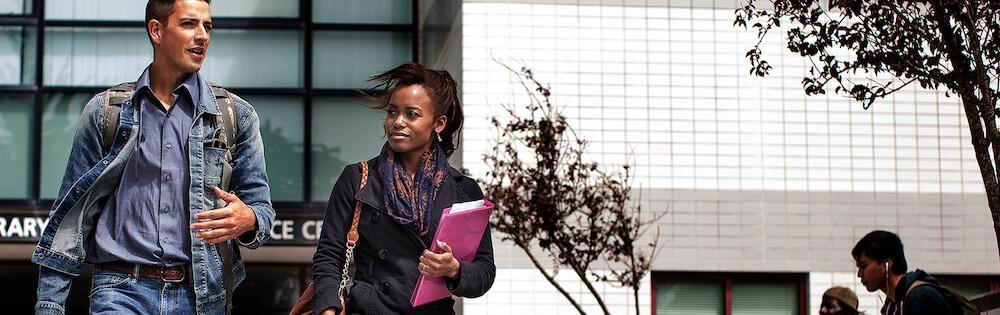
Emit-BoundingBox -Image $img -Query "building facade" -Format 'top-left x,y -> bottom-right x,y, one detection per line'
457,0 -> 1000,314
1,0 -> 998,314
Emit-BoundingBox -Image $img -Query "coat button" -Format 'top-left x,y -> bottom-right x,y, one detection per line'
379,282 -> 389,293
378,249 -> 388,260
371,213 -> 380,222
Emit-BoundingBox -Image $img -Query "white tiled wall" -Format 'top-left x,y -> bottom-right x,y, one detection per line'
460,0 -> 1000,314
463,268 -> 652,315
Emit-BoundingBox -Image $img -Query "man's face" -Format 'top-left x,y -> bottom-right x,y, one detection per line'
856,253 -> 886,293
151,0 -> 211,74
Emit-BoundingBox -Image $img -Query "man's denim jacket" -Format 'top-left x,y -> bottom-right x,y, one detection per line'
32,74 -> 275,315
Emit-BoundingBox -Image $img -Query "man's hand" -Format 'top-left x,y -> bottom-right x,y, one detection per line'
190,187 -> 258,244
418,241 -> 461,280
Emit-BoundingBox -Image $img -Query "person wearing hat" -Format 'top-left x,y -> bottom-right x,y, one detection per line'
821,286 -> 861,315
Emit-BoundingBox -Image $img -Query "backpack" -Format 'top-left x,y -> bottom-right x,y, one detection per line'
100,81 -> 239,314
904,280 -> 979,315
101,81 -> 237,159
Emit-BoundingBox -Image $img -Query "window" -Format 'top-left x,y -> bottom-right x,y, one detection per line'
654,272 -> 807,315
0,93 -> 33,198
0,0 -> 417,233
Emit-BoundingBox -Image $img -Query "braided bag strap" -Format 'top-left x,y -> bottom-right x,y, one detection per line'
337,161 -> 369,315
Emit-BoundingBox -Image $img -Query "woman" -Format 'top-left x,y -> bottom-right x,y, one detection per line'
820,286 -> 862,315
311,62 -> 495,315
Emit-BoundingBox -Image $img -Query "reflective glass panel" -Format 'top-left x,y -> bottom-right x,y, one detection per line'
40,92 -> 90,199
731,280 -> 797,315
311,97 -> 384,201
0,0 -> 29,15
0,26 -> 36,85
656,279 -> 723,315
313,0 -> 411,24
46,0 -> 296,20
212,0 -> 298,18
43,27 -> 150,86
312,31 -> 411,89
44,28 -> 302,88
0,94 -> 34,199
250,95 -> 304,202
45,0 -> 143,21
199,29 -> 303,89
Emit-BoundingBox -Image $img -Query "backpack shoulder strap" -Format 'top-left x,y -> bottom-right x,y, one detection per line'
209,83 -> 237,148
905,280 -> 932,298
102,82 -> 136,155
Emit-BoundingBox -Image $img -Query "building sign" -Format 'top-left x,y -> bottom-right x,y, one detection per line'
0,209 -> 324,245
0,213 -> 49,242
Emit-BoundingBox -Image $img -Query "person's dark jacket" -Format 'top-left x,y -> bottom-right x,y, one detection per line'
312,158 -> 496,315
890,269 -> 953,315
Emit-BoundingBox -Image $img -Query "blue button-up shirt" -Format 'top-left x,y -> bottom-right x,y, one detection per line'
87,68 -> 199,266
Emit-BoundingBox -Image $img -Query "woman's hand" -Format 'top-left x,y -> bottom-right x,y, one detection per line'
321,309 -> 337,315
418,241 -> 461,280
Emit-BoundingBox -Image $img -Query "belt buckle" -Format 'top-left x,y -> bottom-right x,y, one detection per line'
160,266 -> 186,283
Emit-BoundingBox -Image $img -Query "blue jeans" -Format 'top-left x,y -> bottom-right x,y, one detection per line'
89,268 -> 198,315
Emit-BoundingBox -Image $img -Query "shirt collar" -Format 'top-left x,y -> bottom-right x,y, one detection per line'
134,65 -> 202,109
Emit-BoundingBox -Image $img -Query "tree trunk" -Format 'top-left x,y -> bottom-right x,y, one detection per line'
932,2 -> 1000,263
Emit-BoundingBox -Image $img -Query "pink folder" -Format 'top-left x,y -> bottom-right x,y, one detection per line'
410,199 -> 494,307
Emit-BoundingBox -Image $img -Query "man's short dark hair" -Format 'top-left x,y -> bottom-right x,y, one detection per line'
852,230 -> 908,274
145,0 -> 211,44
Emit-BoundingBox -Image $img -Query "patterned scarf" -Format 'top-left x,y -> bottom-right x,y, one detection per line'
377,141 -> 449,236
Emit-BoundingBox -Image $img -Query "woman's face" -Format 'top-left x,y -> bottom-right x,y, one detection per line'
384,84 -> 446,162
819,296 -> 850,315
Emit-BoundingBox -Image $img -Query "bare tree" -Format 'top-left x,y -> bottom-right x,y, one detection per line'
735,0 -> 1000,257
479,64 -> 661,315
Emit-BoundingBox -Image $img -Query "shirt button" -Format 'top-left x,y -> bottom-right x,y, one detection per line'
162,206 -> 170,213
378,249 -> 389,260
371,213 -> 380,222
166,143 -> 172,149
162,238 -> 169,243
165,174 -> 172,181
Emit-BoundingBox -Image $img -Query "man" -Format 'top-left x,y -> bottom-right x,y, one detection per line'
852,230 -> 951,315
33,0 -> 274,314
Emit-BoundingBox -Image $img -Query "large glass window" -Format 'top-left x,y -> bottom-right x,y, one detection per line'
0,0 -> 30,15
0,26 -> 36,85
657,279 -> 723,315
46,0 -> 297,20
211,0 -> 298,18
252,95 -> 304,202
43,27 -> 149,86
44,0 -> 144,21
732,280 -> 798,315
311,97 -> 384,201
200,29 -> 304,89
40,92 -> 88,199
312,31 -> 411,89
313,0 -> 411,24
1,0 -> 417,243
0,94 -> 33,199
655,273 -> 805,315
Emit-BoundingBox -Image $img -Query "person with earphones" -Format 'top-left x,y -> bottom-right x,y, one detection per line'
852,230 -> 951,315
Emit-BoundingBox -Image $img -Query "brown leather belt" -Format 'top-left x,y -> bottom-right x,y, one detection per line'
95,261 -> 189,283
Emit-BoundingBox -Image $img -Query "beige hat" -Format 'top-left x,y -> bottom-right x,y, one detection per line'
823,286 -> 859,310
